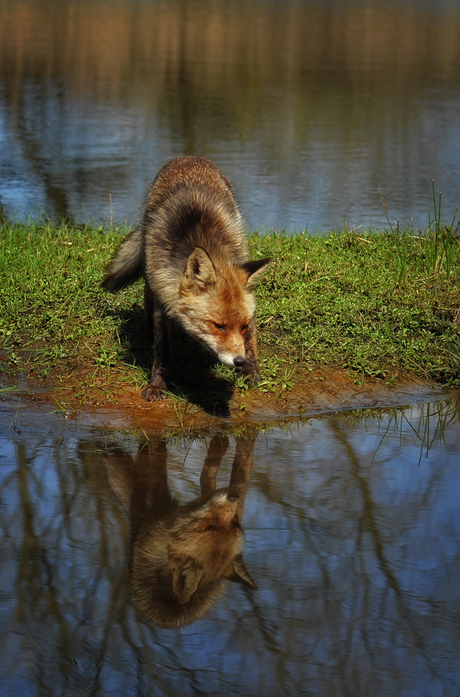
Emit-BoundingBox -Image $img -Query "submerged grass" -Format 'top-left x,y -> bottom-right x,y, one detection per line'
1,219 -> 459,409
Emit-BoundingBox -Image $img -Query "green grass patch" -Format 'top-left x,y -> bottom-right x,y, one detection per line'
248,225 -> 460,387
1,220 -> 459,408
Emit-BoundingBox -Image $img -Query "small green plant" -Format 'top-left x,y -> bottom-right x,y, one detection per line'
425,181 -> 459,278
380,188 -> 407,285
168,392 -> 192,429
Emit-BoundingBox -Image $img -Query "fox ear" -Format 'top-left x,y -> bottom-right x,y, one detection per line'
182,247 -> 217,293
170,556 -> 203,604
227,553 -> 258,590
241,257 -> 271,291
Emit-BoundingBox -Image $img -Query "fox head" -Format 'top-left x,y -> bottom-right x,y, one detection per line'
176,247 -> 270,370
131,488 -> 257,628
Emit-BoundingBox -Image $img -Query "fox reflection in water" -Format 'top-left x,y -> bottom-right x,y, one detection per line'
81,434 -> 257,628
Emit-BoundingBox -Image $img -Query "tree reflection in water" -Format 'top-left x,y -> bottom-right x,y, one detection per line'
2,0 -> 460,229
0,398 -> 459,695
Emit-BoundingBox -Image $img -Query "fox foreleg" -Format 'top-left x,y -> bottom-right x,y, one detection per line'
240,319 -> 261,385
142,286 -> 172,401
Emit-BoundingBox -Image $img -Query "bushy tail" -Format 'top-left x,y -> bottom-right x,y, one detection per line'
102,226 -> 144,291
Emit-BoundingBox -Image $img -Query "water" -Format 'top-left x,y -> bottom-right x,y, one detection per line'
1,0 -> 460,232
1,396 -> 460,696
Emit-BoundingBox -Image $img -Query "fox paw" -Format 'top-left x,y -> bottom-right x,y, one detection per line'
141,384 -> 167,401
240,368 -> 260,386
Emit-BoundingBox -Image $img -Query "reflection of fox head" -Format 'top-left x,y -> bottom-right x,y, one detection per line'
177,246 -> 270,369
131,488 -> 257,628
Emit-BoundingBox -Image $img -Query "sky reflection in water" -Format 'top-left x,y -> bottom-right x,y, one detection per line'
0,397 -> 459,695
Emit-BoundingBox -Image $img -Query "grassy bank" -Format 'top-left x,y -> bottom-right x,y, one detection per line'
1,221 -> 459,410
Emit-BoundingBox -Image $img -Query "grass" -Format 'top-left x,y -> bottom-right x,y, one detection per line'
1,218 -> 459,411
249,223 -> 460,387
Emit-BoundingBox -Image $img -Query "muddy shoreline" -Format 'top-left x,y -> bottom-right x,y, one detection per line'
3,368 -> 457,434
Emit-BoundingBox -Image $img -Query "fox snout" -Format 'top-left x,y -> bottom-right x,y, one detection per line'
205,338 -> 249,371
204,488 -> 239,509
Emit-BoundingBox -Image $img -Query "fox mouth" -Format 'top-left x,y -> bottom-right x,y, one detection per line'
192,333 -> 245,369
215,350 -> 247,370
217,350 -> 243,367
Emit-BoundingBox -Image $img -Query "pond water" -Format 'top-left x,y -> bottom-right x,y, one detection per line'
1,395 -> 460,696
1,0 -> 460,232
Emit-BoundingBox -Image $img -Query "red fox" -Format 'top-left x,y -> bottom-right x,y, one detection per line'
102,156 -> 270,401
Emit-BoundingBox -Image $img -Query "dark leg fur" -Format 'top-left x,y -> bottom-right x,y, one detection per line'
144,284 -> 155,343
200,435 -> 230,497
240,319 -> 261,384
141,286 -> 172,402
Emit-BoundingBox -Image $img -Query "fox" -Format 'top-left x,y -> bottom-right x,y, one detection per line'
79,434 -> 257,628
102,156 -> 271,401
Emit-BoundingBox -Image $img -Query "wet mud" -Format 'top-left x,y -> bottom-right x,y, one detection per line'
5,367 -> 456,434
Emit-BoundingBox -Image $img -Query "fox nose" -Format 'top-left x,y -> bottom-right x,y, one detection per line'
227,492 -> 239,503
233,355 -> 246,367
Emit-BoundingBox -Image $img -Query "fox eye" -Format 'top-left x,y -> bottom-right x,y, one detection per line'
204,523 -> 217,531
212,322 -> 226,332
241,323 -> 249,334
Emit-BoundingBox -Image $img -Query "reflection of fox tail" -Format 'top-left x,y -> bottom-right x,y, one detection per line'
131,488 -> 257,629
102,226 -> 143,291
